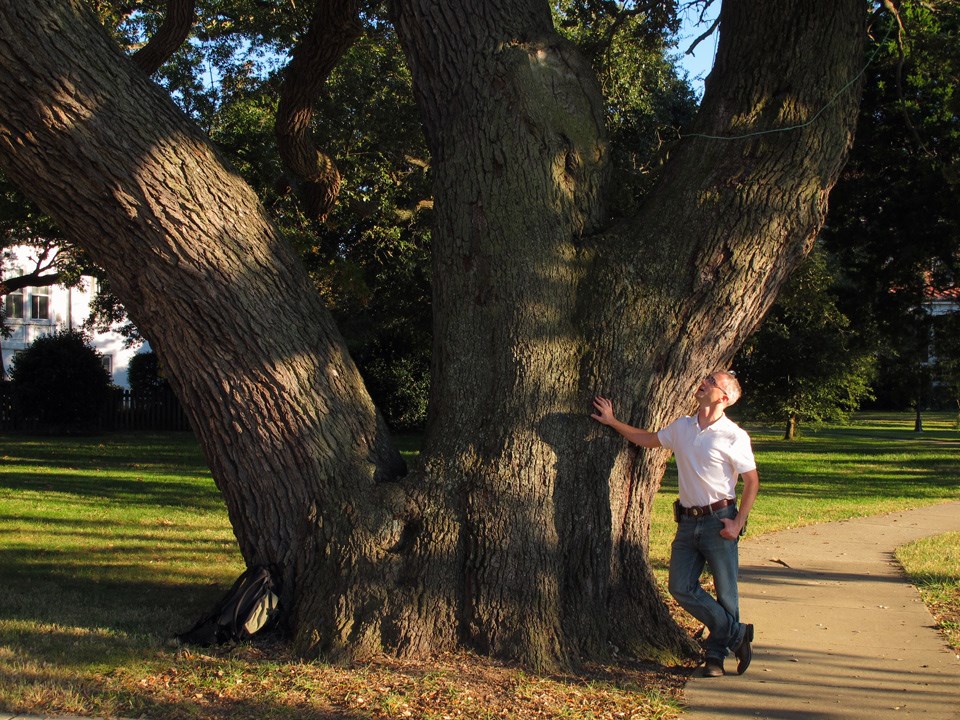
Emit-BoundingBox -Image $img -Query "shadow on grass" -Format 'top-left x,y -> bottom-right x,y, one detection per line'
748,423 -> 960,451
0,469 -> 225,512
0,661 -> 373,720
0,528 -> 238,578
0,564 -> 231,642
0,431 -> 224,513
2,431 -> 206,463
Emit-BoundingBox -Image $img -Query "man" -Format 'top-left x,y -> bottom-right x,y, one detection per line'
591,371 -> 759,677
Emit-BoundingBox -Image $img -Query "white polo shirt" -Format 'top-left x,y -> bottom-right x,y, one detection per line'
657,414 -> 756,508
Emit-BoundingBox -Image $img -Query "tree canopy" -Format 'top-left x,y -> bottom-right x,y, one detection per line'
4,0 -> 698,429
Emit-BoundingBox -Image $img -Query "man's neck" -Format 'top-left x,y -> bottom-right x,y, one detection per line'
697,404 -> 726,429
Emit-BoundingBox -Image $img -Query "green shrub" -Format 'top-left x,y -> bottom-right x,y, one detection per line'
127,351 -> 167,400
10,329 -> 112,430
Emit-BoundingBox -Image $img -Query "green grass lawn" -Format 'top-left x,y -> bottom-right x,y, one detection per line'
0,432 -> 243,714
0,413 -> 958,719
896,531 -> 960,652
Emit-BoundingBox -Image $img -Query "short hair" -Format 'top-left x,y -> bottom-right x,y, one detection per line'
717,371 -> 742,406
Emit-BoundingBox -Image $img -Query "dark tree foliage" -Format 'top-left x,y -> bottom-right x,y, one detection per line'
293,24 -> 434,429
822,0 -> 960,412
553,0 -> 697,213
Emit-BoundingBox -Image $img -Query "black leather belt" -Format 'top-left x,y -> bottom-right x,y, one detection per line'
679,498 -> 736,517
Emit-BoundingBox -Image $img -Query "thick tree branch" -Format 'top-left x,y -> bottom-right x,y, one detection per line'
131,0 -> 196,75
881,0 -> 933,158
0,270 -> 63,296
275,0 -> 362,224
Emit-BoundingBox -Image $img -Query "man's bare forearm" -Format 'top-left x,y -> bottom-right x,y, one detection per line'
605,417 -> 661,449
591,396 -> 662,448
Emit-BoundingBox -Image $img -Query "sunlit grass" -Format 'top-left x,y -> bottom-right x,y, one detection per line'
0,433 -> 242,689
896,531 -> 960,653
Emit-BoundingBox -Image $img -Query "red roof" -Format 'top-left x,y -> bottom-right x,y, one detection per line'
926,285 -> 960,301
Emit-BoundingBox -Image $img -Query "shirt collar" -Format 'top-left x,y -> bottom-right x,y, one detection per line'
695,413 -> 729,432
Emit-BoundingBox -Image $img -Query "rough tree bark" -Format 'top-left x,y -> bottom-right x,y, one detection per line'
0,0 -> 865,669
785,415 -> 799,441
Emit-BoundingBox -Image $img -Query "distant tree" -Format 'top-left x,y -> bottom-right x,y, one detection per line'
10,329 -> 112,431
735,247 -> 876,439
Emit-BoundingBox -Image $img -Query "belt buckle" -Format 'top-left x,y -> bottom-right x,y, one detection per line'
691,507 -> 703,517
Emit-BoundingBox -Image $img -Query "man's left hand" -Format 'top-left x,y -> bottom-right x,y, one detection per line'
720,517 -> 743,540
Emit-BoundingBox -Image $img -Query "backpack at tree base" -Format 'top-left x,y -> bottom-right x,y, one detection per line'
176,565 -> 280,646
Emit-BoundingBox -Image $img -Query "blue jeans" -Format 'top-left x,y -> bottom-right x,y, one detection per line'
668,504 -> 747,660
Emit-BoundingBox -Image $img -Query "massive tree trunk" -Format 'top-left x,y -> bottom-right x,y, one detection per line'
389,0 -> 866,666
0,0 -> 865,669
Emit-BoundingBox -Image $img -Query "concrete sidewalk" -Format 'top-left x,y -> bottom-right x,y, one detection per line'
683,502 -> 960,719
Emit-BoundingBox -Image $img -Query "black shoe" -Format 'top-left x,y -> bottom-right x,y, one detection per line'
735,624 -> 754,675
702,657 -> 725,677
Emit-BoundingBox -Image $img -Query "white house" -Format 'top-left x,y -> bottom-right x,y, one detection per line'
926,284 -> 960,318
2,246 -> 145,388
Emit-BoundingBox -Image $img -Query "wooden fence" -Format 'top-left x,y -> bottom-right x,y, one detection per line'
0,383 -> 12,431
107,386 -> 192,431
0,383 -> 191,433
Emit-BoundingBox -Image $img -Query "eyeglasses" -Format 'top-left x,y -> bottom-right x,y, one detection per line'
704,374 -> 728,395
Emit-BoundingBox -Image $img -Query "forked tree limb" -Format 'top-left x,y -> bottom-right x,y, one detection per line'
276,0 -> 362,224
131,0 -> 196,75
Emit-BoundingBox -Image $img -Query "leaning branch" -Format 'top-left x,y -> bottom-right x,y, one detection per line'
880,0 -> 933,158
685,16 -> 720,58
275,0 -> 362,225
131,0 -> 196,76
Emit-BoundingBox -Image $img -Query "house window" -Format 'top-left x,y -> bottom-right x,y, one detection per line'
31,286 -> 50,320
4,289 -> 24,319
